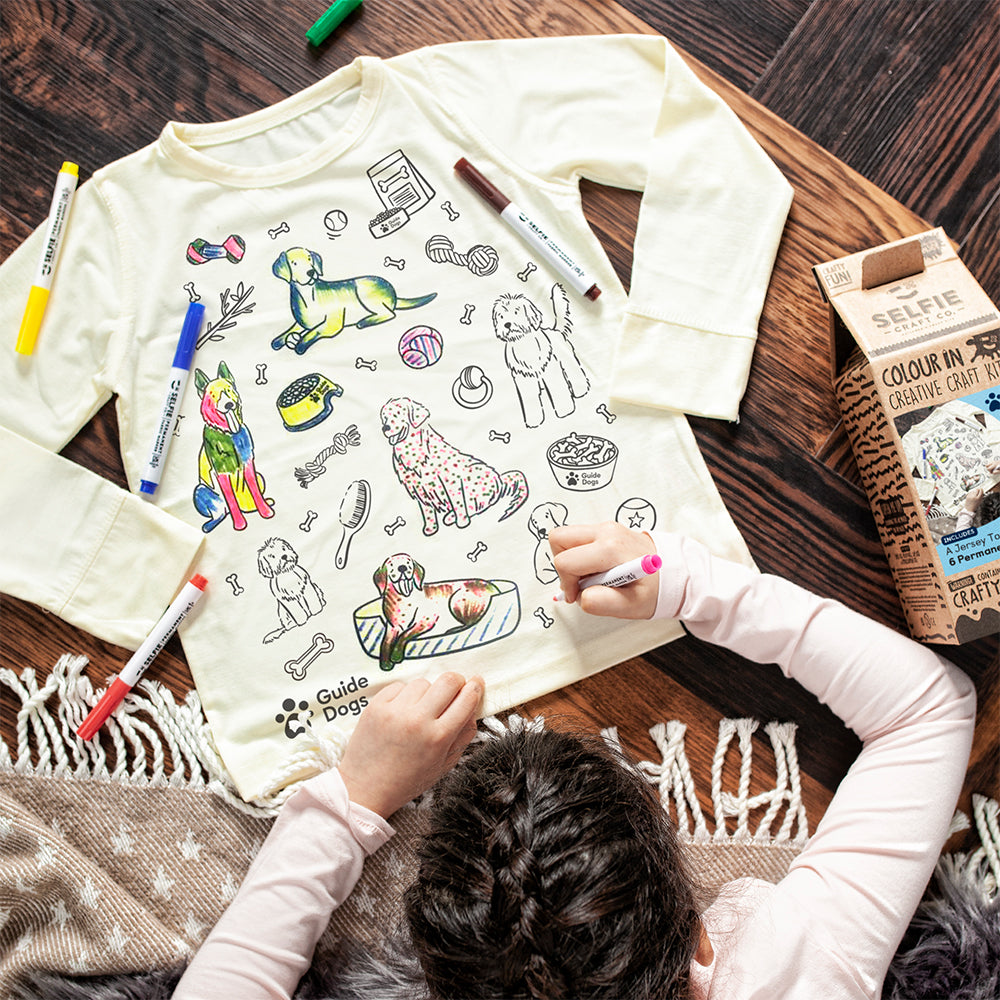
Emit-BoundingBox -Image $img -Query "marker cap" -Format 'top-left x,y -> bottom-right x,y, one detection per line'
640,554 -> 662,574
15,286 -> 50,355
306,0 -> 363,46
76,677 -> 132,741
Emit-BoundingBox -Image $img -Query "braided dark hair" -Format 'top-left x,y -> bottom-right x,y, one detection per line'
405,727 -> 700,999
974,491 -> 1000,527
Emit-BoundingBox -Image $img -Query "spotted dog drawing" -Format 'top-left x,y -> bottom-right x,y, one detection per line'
192,361 -> 275,532
380,396 -> 529,535
271,247 -> 437,354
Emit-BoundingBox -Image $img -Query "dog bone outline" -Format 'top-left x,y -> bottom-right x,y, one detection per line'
533,607 -> 555,628
467,541 -> 487,562
269,221 -> 291,240
284,633 -> 335,681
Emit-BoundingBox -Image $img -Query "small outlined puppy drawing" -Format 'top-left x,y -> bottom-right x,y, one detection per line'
492,283 -> 590,428
192,361 -> 275,532
380,396 -> 529,536
373,553 -> 499,670
527,501 -> 569,584
271,246 -> 437,354
257,537 -> 326,644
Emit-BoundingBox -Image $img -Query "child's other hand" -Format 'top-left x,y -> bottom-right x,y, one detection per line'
964,487 -> 984,511
339,672 -> 483,819
549,521 -> 659,620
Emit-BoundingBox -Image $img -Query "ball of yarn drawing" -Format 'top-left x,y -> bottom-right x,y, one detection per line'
399,325 -> 444,368
425,234 -> 499,277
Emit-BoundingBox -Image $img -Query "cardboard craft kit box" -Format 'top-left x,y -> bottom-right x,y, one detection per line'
815,228 -> 1000,644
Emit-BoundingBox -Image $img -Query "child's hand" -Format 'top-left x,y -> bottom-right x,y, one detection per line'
338,672 -> 483,819
964,487 -> 984,512
549,521 -> 659,620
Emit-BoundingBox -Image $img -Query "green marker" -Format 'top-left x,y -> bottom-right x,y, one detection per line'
306,0 -> 363,46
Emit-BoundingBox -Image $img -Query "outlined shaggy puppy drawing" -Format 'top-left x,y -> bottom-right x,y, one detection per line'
192,361 -> 275,532
271,246 -> 437,354
380,396 -> 529,535
492,283 -> 590,428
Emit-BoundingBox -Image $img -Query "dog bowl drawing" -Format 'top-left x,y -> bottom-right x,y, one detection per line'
353,579 -> 520,661
547,432 -> 618,491
276,373 -> 344,431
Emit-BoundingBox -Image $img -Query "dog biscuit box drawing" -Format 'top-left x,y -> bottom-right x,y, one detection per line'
815,227 -> 1000,644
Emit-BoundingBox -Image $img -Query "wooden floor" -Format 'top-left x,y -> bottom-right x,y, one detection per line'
2,0 -> 997,846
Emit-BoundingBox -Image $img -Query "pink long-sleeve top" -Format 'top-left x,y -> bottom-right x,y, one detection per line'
175,532 -> 975,1000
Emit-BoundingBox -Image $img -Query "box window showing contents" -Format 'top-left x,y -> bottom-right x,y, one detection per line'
815,228 -> 1000,643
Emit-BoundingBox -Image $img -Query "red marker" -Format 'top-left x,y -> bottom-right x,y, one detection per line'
455,157 -> 601,301
77,575 -> 207,740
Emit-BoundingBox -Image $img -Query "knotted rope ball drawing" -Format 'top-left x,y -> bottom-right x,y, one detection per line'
425,234 -> 499,276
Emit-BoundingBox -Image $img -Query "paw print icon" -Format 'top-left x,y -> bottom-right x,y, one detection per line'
276,698 -> 313,739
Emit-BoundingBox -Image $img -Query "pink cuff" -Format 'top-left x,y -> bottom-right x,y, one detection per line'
300,767 -> 396,855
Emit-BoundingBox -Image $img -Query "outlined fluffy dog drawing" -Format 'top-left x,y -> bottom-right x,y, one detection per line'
271,246 -> 437,354
373,553 -> 499,670
527,500 -> 569,584
192,361 -> 275,532
492,283 -> 590,428
257,537 -> 326,644
380,396 -> 529,535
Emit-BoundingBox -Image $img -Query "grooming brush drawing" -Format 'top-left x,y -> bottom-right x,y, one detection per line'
336,479 -> 371,569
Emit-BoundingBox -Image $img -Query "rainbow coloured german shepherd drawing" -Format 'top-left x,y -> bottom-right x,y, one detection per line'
192,361 -> 275,532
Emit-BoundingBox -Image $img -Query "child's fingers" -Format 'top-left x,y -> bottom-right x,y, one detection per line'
436,675 -> 484,729
548,523 -> 600,557
416,672 -> 470,719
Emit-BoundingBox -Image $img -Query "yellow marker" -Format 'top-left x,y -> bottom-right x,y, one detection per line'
15,161 -> 79,355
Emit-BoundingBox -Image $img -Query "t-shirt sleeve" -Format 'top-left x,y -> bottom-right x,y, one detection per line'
0,176 -> 204,648
649,531 -> 976,994
409,34 -> 793,420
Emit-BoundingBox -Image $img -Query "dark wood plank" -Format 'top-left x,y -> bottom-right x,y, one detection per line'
617,0 -> 811,92
753,0 -> 1000,299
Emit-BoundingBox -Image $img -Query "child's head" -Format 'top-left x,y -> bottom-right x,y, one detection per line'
974,491 -> 1000,527
405,727 -> 700,999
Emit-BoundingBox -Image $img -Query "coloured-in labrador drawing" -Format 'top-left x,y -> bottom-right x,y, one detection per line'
270,247 -> 437,354
491,283 -> 590,428
355,552 -> 520,671
379,395 -> 529,535
257,537 -> 326,645
192,361 -> 276,532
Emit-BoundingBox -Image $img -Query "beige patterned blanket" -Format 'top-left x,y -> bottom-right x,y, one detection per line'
9,653 -> 986,995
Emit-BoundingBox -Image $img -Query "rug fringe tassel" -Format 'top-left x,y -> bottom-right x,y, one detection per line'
4,658 -> 808,837
0,654 -> 277,816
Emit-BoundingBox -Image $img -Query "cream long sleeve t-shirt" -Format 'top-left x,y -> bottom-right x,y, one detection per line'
174,531 -> 975,999
1,35 -> 792,802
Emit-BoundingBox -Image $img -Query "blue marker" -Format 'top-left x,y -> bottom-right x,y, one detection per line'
139,302 -> 205,498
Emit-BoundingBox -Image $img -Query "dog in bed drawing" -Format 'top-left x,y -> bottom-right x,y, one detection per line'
257,537 -> 326,644
492,283 -> 590,428
192,361 -> 275,532
271,246 -> 437,354
373,553 -> 500,671
380,396 -> 529,536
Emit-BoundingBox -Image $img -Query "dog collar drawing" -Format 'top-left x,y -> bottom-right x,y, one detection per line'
358,553 -> 520,671
192,361 -> 275,532
271,247 -> 437,354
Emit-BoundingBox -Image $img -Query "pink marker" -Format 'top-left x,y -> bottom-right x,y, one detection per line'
553,553 -> 662,602
77,575 -> 207,740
